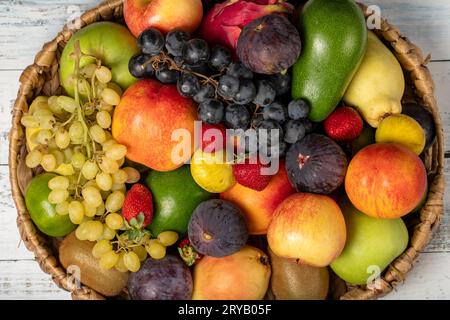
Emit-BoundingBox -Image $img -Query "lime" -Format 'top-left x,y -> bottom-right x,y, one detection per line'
25,173 -> 76,237
146,165 -> 212,236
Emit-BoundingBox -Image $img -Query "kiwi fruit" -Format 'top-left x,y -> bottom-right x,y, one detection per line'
59,232 -> 128,297
268,248 -> 329,300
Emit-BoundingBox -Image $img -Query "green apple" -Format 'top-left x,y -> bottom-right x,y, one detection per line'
330,198 -> 408,285
60,22 -> 139,97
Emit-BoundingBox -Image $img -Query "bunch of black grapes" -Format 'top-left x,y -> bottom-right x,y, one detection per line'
128,28 -> 314,157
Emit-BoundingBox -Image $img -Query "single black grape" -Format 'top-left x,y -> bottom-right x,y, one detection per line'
181,62 -> 212,75
194,84 -> 215,104
253,80 -> 276,106
269,73 -> 291,96
155,66 -> 180,84
165,29 -> 190,57
224,104 -> 251,129
288,99 -> 310,120
263,102 -> 287,123
233,79 -> 256,105
198,99 -> 225,124
128,54 -> 154,78
177,73 -> 201,97
138,28 -> 165,56
209,45 -> 232,72
284,120 -> 306,144
227,62 -> 253,80
182,38 -> 210,65
217,75 -> 240,99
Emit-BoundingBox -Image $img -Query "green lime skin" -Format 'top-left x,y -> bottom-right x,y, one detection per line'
60,21 -> 140,97
145,166 -> 213,236
292,0 -> 368,122
25,173 -> 76,237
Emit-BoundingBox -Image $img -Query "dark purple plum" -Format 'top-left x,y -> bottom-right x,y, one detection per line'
128,255 -> 193,300
188,199 -> 248,258
402,103 -> 436,151
286,134 -> 348,194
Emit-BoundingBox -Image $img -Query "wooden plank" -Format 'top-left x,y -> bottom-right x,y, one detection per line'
363,0 -> 450,61
0,166 -> 36,261
0,0 -> 450,71
0,260 -> 70,300
1,253 -> 450,300
0,0 -> 101,70
380,252 -> 450,300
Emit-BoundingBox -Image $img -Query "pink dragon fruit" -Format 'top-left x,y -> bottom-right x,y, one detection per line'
199,0 -> 294,57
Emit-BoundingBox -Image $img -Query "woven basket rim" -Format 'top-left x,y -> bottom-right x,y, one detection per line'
8,0 -> 446,300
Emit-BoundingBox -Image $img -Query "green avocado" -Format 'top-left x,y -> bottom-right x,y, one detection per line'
60,21 -> 140,97
292,0 -> 368,122
145,166 -> 213,236
25,173 -> 76,237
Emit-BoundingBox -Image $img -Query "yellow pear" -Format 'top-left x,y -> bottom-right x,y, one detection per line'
344,31 -> 404,127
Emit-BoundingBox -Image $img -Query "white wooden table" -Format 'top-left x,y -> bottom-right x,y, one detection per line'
0,0 -> 448,300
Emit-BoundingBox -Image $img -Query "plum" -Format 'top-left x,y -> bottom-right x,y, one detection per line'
188,199 -> 248,257
402,103 -> 436,151
237,14 -> 301,74
128,255 -> 193,300
286,134 -> 348,194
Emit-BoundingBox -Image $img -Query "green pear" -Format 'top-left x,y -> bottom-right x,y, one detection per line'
330,199 -> 408,285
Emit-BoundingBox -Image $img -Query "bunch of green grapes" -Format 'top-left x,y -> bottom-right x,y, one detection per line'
92,230 -> 179,272
22,60 -> 141,245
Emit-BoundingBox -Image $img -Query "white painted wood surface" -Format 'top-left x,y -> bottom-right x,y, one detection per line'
0,0 -> 448,300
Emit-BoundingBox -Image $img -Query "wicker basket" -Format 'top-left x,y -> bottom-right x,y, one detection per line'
8,0 -> 445,300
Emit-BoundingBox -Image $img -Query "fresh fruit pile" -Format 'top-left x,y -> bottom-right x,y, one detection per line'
22,0 -> 437,300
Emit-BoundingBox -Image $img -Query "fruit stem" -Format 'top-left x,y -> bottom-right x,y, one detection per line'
71,41 -> 92,159
144,52 -> 219,89
202,232 -> 213,241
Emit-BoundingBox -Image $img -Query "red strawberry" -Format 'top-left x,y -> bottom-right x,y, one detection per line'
200,123 -> 227,152
122,184 -> 153,228
324,106 -> 363,141
232,157 -> 273,191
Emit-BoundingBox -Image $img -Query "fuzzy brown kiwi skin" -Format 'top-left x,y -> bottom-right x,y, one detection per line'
268,248 -> 329,300
59,232 -> 128,297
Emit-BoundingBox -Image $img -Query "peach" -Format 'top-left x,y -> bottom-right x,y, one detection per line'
112,79 -> 197,172
192,245 -> 271,300
345,143 -> 427,219
220,163 -> 295,234
267,193 -> 347,267
124,0 -> 203,37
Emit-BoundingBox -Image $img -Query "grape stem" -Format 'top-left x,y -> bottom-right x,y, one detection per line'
143,52 -> 219,89
71,41 -> 92,159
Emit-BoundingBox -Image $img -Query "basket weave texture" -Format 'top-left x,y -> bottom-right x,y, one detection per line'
8,0 -> 445,300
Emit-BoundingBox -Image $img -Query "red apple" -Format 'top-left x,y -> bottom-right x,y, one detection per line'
112,79 -> 197,172
345,143 -> 427,219
267,193 -> 347,267
220,162 -> 295,235
124,0 -> 203,37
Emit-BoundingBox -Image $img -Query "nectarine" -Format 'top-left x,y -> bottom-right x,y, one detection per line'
345,143 -> 427,219
112,79 -> 197,172
220,163 -> 295,234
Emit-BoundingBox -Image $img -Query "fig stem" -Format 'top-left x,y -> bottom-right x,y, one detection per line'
203,232 -> 213,241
